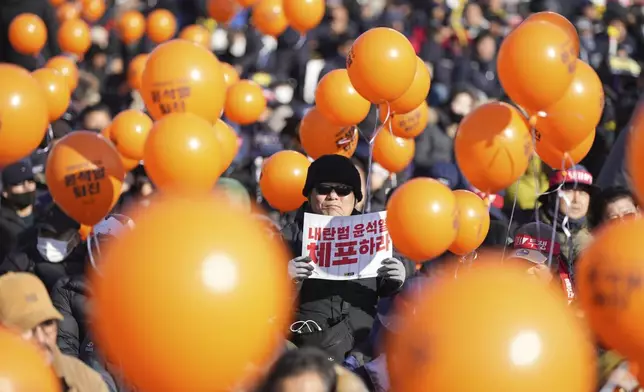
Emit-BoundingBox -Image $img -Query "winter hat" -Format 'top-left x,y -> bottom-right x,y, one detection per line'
538,165 -> 599,204
302,155 -> 363,202
1,159 -> 34,187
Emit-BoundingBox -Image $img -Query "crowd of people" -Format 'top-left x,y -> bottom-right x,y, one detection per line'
1,0 -> 644,391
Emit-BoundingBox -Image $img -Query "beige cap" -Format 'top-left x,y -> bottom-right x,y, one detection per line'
0,272 -> 63,332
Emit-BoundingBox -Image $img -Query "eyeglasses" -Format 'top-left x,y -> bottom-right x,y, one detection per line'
608,211 -> 639,221
315,184 -> 353,197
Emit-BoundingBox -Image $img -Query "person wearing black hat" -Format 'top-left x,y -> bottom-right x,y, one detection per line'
0,204 -> 86,292
0,160 -> 39,261
537,165 -> 597,264
281,154 -> 413,363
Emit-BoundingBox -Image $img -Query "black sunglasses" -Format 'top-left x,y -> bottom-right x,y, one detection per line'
315,184 -> 353,197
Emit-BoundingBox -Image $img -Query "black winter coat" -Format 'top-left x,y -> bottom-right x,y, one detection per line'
280,204 -> 414,347
0,242 -> 86,293
51,274 -> 89,357
0,204 -> 37,262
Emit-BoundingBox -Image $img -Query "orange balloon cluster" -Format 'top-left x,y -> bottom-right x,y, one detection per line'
372,128 -> 415,173
141,39 -> 226,123
32,68 -> 71,122
58,19 -> 91,57
146,9 -> 177,44
46,131 -> 125,226
0,328 -> 61,392
251,0 -> 288,37
179,25 -> 211,48
0,64 -> 49,167
90,196 -> 293,392
260,151 -> 310,212
118,10 -> 145,44
9,13 -> 47,56
455,102 -> 532,193
386,178 -> 458,261
448,190 -> 490,255
283,0 -> 325,34
316,69 -> 370,127
299,108 -> 358,160
576,218 -> 644,361
143,113 -> 222,194
45,55 -> 79,91
347,27 -> 417,103
387,261 -> 596,392
224,80 -> 267,125
109,110 -> 153,161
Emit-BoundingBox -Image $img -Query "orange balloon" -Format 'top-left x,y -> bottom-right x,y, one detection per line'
388,57 -> 431,115
372,127 -> 415,173
118,10 -> 145,45
455,102 -> 532,193
222,62 -> 240,88
90,196 -> 293,392
81,0 -> 106,22
141,39 -> 226,123
46,131 -> 125,226
537,128 -> 595,170
347,27 -> 417,103
0,64 -> 49,167
386,178 -> 457,261
260,150 -> 310,212
379,101 -> 429,139
110,110 -> 153,161
49,0 -> 66,6
207,0 -> 240,23
387,261 -> 596,392
179,25 -> 210,48
58,18 -> 91,56
224,80 -> 267,125
526,11 -> 580,58
45,55 -> 79,91
299,108 -> 358,159
213,119 -> 239,175
9,13 -> 47,56
127,53 -> 148,91
101,126 -> 140,172
533,60 -> 603,151
0,328 -> 61,392
576,218 -> 644,360
448,190 -> 491,256
498,20 -> 576,113
32,68 -> 71,122
315,69 -> 370,127
238,0 -> 260,7
251,0 -> 288,37
146,9 -> 177,44
143,113 -> 221,193
282,0 -> 324,33
628,110 -> 644,205
57,2 -> 80,22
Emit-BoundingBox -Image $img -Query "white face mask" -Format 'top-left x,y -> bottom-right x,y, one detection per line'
37,237 -> 73,263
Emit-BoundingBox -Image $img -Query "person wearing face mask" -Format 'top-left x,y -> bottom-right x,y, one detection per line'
281,155 -> 414,362
0,159 -> 39,261
537,165 -> 598,265
0,204 -> 85,292
0,272 -> 108,391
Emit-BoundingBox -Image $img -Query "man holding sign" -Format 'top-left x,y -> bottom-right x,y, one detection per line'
281,154 -> 412,362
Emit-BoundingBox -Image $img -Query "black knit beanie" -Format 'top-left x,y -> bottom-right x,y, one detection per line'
302,154 -> 363,202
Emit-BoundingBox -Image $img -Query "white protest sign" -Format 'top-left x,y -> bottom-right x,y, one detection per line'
301,211 -> 392,280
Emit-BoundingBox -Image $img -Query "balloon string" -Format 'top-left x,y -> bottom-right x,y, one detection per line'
294,34 -> 306,50
364,104 -> 382,214
501,181 -> 519,263
530,125 -> 544,242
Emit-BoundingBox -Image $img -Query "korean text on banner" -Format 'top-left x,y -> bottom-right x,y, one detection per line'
301,211 -> 392,280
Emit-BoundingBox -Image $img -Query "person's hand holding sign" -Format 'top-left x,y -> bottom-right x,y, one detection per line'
377,258 -> 406,284
288,256 -> 314,283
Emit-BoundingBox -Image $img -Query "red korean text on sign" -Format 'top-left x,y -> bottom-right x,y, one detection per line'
307,241 -> 333,268
332,241 -> 359,265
